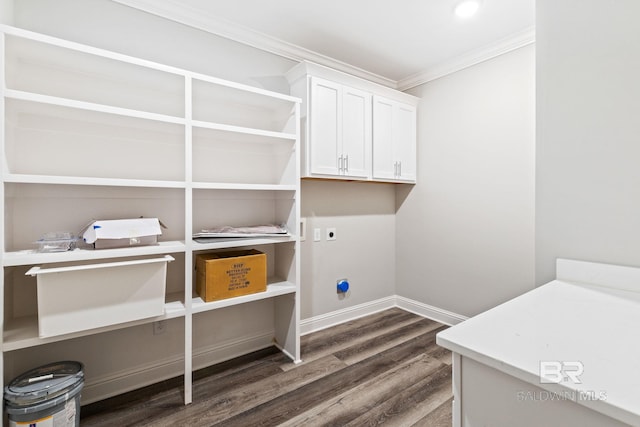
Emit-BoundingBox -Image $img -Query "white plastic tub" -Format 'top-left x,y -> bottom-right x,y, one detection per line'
5,361 -> 84,427
26,255 -> 174,337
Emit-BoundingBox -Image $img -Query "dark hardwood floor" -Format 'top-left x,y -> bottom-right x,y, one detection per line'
80,308 -> 452,426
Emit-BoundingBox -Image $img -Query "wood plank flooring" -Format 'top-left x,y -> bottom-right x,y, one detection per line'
80,308 -> 452,426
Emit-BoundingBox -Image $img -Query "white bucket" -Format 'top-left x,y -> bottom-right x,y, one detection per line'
4,361 -> 84,427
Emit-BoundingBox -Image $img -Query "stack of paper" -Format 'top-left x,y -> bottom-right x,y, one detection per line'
193,224 -> 289,239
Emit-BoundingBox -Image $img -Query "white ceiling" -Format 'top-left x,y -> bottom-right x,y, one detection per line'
114,0 -> 535,89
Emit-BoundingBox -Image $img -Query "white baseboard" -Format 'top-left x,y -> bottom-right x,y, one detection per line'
300,295 -> 467,335
81,354 -> 182,404
300,296 -> 396,335
191,331 -> 274,371
395,296 -> 468,326
82,297 -> 465,404
82,331 -> 274,405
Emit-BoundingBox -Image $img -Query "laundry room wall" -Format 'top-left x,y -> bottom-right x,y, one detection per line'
396,44 -> 536,318
536,0 -> 640,284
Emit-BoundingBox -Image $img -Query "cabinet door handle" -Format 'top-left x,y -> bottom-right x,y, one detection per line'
345,155 -> 349,173
394,162 -> 398,177
338,156 -> 343,173
398,161 -> 402,177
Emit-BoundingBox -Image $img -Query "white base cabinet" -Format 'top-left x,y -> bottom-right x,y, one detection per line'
287,61 -> 418,183
449,355 -> 628,427
0,25 -> 301,405
438,259 -> 640,426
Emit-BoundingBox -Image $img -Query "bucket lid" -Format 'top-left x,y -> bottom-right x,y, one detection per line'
4,361 -> 84,407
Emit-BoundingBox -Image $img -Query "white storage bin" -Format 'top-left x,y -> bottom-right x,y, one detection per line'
26,255 -> 174,337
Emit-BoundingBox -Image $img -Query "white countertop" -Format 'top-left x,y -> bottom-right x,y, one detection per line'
437,259 -> 640,426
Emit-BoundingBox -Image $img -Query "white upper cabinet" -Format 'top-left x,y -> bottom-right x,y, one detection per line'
309,77 -> 371,178
373,96 -> 417,182
308,77 -> 341,176
341,86 -> 372,178
287,61 -> 417,183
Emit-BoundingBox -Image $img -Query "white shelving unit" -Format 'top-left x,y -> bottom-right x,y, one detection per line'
0,25 -> 301,405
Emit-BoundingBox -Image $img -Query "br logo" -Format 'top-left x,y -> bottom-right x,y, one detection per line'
539,361 -> 584,384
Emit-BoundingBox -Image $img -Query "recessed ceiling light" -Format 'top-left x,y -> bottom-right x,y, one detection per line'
455,0 -> 481,19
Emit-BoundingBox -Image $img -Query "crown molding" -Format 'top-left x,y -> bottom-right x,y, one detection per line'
396,26 -> 536,91
112,0 -> 534,92
112,0 -> 397,88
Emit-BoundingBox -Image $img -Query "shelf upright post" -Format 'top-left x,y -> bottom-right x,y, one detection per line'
183,74 -> 193,405
293,101 -> 301,362
0,29 -> 6,406
273,100 -> 302,363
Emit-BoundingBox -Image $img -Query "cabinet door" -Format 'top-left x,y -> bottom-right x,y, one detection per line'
373,96 -> 417,183
395,103 -> 417,182
372,96 -> 396,180
309,77 -> 341,176
342,87 -> 371,179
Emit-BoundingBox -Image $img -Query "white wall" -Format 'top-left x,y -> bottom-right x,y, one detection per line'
536,0 -> 640,284
397,44 -> 536,318
300,180 -> 396,321
0,0 -> 13,24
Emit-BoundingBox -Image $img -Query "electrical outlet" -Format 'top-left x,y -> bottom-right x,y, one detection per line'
153,320 -> 167,335
326,228 -> 336,241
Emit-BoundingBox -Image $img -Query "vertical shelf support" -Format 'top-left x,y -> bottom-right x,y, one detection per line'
184,75 -> 194,404
293,101 -> 302,362
0,30 -> 6,407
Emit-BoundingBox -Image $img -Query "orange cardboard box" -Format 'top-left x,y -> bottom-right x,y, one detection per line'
195,249 -> 267,302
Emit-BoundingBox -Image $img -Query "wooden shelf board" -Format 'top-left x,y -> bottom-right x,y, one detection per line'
6,89 -> 186,125
190,182 -> 297,191
4,174 -> 186,189
2,25 -> 301,105
4,176 -> 298,191
191,236 -> 296,251
191,119 -> 296,141
190,72 -> 301,104
3,297 -> 185,352
3,241 -> 186,267
191,280 -> 296,315
2,25 -> 188,77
